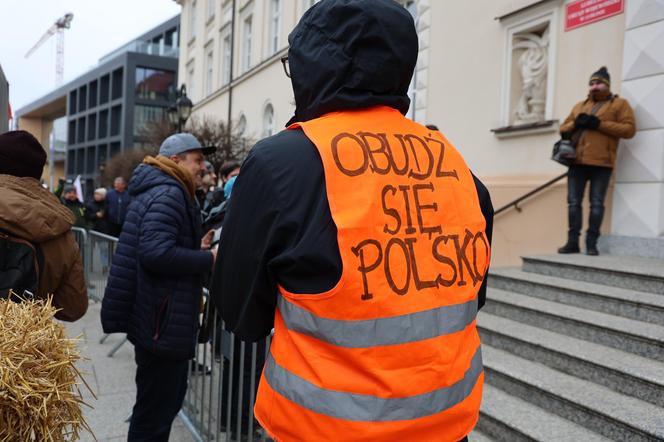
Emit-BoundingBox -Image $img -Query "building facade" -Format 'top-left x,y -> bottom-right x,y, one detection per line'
17,16 -> 180,193
176,0 -> 662,265
612,0 -> 664,250
0,65 -> 8,133
174,0 -> 325,142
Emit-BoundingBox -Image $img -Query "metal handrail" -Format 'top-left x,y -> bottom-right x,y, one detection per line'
88,230 -> 120,242
494,172 -> 568,216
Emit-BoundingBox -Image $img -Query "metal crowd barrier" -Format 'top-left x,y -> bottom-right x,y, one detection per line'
180,289 -> 272,442
71,227 -> 127,356
71,227 -> 117,302
87,230 -> 119,301
72,227 -> 272,441
71,227 -> 89,276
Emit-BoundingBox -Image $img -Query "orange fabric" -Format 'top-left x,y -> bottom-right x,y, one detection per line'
270,308 -> 481,398
255,372 -> 484,442
255,106 -> 490,441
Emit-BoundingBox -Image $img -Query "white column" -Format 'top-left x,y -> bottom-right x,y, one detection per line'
612,0 -> 664,238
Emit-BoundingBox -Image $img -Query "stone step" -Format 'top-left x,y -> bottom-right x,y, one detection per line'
521,254 -> 664,295
469,430 -> 495,442
482,346 -> 664,441
598,235 -> 664,261
477,383 -> 609,442
478,312 -> 664,407
484,289 -> 664,362
489,267 -> 664,326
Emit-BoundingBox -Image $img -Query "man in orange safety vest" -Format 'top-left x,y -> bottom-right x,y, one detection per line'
211,1 -> 493,440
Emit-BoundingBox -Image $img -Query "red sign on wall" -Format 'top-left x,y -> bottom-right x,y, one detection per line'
565,0 -> 625,31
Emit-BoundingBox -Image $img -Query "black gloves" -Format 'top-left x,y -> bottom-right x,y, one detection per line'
574,113 -> 601,130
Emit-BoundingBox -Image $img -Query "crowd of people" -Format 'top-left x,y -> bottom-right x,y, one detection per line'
50,176 -> 132,236
0,0 -> 639,441
50,159 -> 240,239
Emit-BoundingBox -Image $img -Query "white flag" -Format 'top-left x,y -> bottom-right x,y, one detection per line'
73,175 -> 84,203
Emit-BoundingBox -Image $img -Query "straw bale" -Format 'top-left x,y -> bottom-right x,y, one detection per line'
0,292 -> 94,441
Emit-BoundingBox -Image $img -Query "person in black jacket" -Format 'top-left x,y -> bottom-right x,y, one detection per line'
101,132 -> 216,441
105,177 -> 131,237
210,1 -> 493,438
85,188 -> 110,234
61,185 -> 87,229
201,160 -> 240,225
210,1 -> 492,343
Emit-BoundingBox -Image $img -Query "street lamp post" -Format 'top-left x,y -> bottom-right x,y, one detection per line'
167,84 -> 193,133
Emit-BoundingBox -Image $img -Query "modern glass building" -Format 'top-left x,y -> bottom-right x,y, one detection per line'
17,15 -> 179,193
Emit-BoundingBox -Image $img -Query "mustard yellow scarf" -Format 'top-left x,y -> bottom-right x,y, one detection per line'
143,155 -> 196,200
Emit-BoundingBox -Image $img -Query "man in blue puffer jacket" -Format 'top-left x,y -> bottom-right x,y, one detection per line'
101,133 -> 216,441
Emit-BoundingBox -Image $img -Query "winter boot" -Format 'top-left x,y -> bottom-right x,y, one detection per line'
586,239 -> 599,256
558,240 -> 580,254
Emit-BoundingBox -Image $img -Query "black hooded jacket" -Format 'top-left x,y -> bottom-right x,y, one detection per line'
210,0 -> 493,342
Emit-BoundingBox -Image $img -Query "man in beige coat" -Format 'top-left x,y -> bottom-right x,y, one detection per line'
0,130 -> 88,321
558,67 -> 636,256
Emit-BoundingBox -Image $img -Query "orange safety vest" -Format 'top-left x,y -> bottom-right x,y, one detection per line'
255,106 -> 490,442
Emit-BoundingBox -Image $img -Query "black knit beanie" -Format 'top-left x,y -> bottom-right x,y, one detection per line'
0,130 -> 47,179
590,66 -> 611,87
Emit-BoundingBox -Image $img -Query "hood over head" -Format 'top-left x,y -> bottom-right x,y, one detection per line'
0,174 -> 75,243
287,0 -> 418,124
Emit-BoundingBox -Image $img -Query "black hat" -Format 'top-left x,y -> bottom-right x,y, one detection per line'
0,130 -> 47,179
590,66 -> 610,87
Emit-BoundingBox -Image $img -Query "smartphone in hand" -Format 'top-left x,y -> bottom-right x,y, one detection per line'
211,227 -> 222,247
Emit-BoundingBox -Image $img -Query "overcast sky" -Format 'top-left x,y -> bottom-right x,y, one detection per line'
1,0 -> 181,112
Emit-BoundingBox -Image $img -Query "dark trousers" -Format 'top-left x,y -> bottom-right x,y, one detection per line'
128,345 -> 189,442
567,165 -> 613,244
108,222 -> 122,238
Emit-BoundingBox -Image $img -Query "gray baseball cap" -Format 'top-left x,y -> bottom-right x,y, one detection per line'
159,133 -> 216,157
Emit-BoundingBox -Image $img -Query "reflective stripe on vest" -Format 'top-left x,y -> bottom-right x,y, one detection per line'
278,294 -> 478,348
255,106 -> 490,442
263,345 -> 483,422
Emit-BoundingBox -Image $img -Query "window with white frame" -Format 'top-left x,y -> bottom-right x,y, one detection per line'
237,114 -> 247,136
499,3 -> 558,128
205,46 -> 214,96
207,0 -> 215,21
243,15 -> 253,72
221,33 -> 231,85
263,103 -> 275,137
189,1 -> 197,41
187,63 -> 196,101
237,113 -> 248,149
268,0 -> 281,56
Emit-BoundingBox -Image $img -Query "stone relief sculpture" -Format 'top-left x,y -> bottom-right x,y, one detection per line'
513,27 -> 549,125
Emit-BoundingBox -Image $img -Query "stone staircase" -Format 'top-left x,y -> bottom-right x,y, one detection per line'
474,253 -> 664,442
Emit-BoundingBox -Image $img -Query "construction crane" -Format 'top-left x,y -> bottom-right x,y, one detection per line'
25,13 -> 74,86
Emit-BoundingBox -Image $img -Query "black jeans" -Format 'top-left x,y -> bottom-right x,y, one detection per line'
567,165 -> 612,244
128,345 -> 189,442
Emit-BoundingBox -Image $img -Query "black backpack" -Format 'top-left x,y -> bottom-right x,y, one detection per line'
0,230 -> 44,300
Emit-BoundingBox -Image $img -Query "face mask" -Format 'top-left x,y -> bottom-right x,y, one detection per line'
590,88 -> 611,101
224,175 -> 237,199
